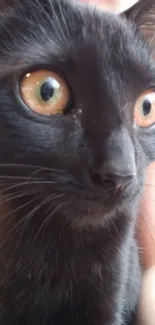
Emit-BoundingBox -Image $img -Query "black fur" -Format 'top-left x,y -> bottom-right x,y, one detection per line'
0,0 -> 155,324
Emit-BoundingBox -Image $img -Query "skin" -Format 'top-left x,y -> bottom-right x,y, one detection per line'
78,0 -> 138,12
78,1 -> 155,324
137,162 -> 155,325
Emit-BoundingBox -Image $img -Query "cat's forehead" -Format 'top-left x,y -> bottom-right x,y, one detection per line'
0,0 -> 140,51
0,0 -> 154,93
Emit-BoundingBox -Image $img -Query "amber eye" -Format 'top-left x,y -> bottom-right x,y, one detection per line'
134,90 -> 155,127
20,70 -> 70,115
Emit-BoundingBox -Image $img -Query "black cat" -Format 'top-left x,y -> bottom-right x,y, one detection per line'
0,0 -> 155,324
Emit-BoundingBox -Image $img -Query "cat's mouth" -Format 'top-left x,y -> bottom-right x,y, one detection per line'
55,172 -> 138,224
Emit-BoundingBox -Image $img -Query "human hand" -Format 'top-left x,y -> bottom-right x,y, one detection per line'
137,163 -> 155,325
79,0 -> 138,12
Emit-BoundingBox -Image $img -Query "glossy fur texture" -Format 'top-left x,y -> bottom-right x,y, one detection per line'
0,0 -> 155,324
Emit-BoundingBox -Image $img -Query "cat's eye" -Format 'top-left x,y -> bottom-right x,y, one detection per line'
134,90 -> 155,127
20,70 -> 70,115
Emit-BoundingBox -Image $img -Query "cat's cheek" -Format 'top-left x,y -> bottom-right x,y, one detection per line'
0,195 -> 12,240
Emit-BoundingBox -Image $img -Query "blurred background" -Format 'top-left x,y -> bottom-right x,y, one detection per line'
80,0 -> 138,12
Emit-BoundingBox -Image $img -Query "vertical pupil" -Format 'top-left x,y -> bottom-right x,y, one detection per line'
40,78 -> 55,102
142,99 -> 152,116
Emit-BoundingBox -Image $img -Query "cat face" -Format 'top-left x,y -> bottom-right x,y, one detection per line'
0,0 -> 155,226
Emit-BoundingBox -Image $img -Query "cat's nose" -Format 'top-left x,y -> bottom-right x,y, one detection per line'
89,127 -> 137,190
113,174 -> 134,190
102,173 -> 135,191
89,170 -> 135,191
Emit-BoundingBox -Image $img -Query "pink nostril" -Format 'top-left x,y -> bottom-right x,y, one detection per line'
115,183 -> 124,193
89,170 -> 135,190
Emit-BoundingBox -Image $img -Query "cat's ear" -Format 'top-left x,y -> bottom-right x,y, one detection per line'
122,0 -> 155,45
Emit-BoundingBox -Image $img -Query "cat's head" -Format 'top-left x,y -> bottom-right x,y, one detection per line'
0,0 -> 155,227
